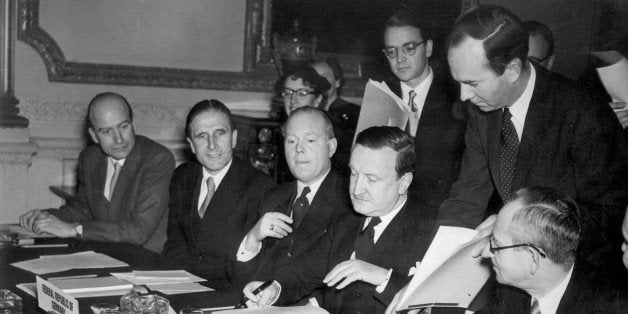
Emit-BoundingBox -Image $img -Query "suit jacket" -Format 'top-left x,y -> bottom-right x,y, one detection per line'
162,157 -> 275,288
269,194 -> 436,314
327,97 -> 361,178
478,259 -> 628,314
50,135 -> 174,253
438,64 -> 628,250
386,70 -> 468,210
227,170 -> 353,287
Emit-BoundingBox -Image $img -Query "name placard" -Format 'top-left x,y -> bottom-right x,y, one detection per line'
36,276 -> 79,314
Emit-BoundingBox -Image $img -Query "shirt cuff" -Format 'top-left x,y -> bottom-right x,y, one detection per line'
236,234 -> 262,262
375,268 -> 393,293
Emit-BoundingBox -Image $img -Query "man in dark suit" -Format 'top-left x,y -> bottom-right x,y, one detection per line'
162,99 -> 275,289
382,11 -> 467,211
19,92 -> 174,253
228,106 -> 353,287
439,5 -> 628,251
243,127 -> 436,314
477,186 -> 628,313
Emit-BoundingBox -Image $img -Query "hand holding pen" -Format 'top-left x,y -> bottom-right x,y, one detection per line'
239,279 -> 279,308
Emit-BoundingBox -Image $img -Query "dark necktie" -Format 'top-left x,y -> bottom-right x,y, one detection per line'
405,90 -> 418,135
530,298 -> 541,314
198,177 -> 215,219
292,187 -> 311,229
354,217 -> 382,260
499,108 -> 519,198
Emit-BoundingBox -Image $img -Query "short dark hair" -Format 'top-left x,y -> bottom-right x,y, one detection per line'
87,92 -> 133,128
385,10 -> 431,41
274,65 -> 331,96
507,186 -> 580,269
447,5 -> 528,75
284,106 -> 335,139
523,20 -> 554,57
185,99 -> 235,138
355,126 -> 415,178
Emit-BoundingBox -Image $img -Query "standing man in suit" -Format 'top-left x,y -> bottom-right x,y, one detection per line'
19,92 -> 174,253
228,106 -> 353,287
478,186 -> 628,313
243,126 -> 435,313
439,5 -> 628,252
162,99 -> 275,289
382,11 -> 467,211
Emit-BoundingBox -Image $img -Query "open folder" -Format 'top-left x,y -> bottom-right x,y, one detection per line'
354,79 -> 409,145
395,226 -> 491,312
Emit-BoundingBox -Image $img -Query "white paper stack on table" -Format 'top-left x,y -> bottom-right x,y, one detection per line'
111,270 -> 213,294
395,226 -> 491,312
11,251 -> 128,274
353,79 -> 409,145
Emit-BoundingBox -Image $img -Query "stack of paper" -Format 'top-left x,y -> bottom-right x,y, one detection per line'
52,276 -> 133,298
112,270 -> 212,295
11,251 -> 128,274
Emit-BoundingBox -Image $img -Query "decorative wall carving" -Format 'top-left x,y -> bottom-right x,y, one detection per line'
0,142 -> 38,165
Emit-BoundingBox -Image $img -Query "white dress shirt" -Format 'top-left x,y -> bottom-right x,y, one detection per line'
197,158 -> 232,212
506,64 -> 536,141
400,66 -> 434,135
531,263 -> 574,314
104,157 -> 126,200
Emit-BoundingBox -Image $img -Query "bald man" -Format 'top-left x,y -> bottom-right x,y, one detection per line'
20,92 -> 174,253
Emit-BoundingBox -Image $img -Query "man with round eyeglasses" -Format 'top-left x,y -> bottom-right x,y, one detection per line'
381,10 -> 467,213
477,186 -> 628,313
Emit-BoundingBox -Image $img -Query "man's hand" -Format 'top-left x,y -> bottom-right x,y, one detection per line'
610,102 -> 628,129
243,281 -> 280,308
245,212 -> 293,251
33,215 -> 78,238
19,209 -> 50,232
470,214 -> 496,257
323,259 -> 388,289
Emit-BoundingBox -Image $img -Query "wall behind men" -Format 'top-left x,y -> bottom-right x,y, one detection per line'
2,0 -> 275,223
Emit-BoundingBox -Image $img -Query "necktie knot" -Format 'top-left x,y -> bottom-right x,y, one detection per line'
292,186 -> 311,228
503,107 -> 513,122
408,90 -> 418,112
363,217 -> 382,233
530,298 -> 541,314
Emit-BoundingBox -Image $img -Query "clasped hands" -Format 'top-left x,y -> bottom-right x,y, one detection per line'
243,259 -> 388,308
19,209 -> 78,238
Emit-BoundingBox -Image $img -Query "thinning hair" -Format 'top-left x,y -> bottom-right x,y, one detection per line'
355,126 -> 415,178
185,99 -> 236,138
284,106 -> 335,139
447,4 -> 528,75
507,186 -> 580,269
385,10 -> 431,41
523,20 -> 555,57
87,92 -> 133,129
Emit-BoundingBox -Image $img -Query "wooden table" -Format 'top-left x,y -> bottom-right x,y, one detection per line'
0,239 -> 242,313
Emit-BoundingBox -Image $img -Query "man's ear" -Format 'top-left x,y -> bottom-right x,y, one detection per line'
88,127 -> 99,144
546,55 -> 555,70
313,95 -> 324,108
528,248 -> 542,275
425,39 -> 434,58
398,172 -> 413,194
505,58 -> 523,83
186,137 -> 196,155
328,137 -> 338,158
231,129 -> 239,149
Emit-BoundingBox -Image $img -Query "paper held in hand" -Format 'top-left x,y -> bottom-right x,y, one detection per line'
354,79 -> 410,145
594,53 -> 628,109
395,226 -> 491,311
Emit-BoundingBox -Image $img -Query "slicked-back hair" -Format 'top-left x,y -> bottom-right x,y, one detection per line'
385,10 -> 431,41
507,186 -> 580,269
284,106 -> 335,139
447,4 -> 528,75
87,92 -> 133,129
355,126 -> 415,178
185,99 -> 236,139
523,20 -> 555,57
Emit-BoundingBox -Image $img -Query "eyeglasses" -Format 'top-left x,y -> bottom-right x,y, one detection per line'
528,55 -> 551,64
281,88 -> 316,99
382,41 -> 425,59
489,236 -> 547,258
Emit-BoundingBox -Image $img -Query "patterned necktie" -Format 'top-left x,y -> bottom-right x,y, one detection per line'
354,217 -> 382,260
108,162 -> 121,200
530,298 -> 541,314
499,108 -> 519,198
292,187 -> 311,228
198,177 -> 215,219
405,90 -> 418,135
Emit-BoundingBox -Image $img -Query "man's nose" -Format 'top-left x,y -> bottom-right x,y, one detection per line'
480,241 -> 493,259
112,129 -> 123,144
460,84 -> 474,101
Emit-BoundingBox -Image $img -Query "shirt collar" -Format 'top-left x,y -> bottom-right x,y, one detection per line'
534,263 -> 574,314
400,67 -> 434,102
296,167 -> 331,204
507,64 -> 536,129
365,195 -> 407,243
108,157 -> 126,167
202,158 -> 233,189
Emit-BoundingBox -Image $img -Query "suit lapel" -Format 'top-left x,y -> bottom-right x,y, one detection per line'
512,68 -> 551,190
486,110 -> 503,197
202,160 -> 244,222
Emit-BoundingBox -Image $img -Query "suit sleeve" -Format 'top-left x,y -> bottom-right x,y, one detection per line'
161,169 -> 195,269
437,109 -> 494,228
48,150 -> 95,222
80,149 -> 174,245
